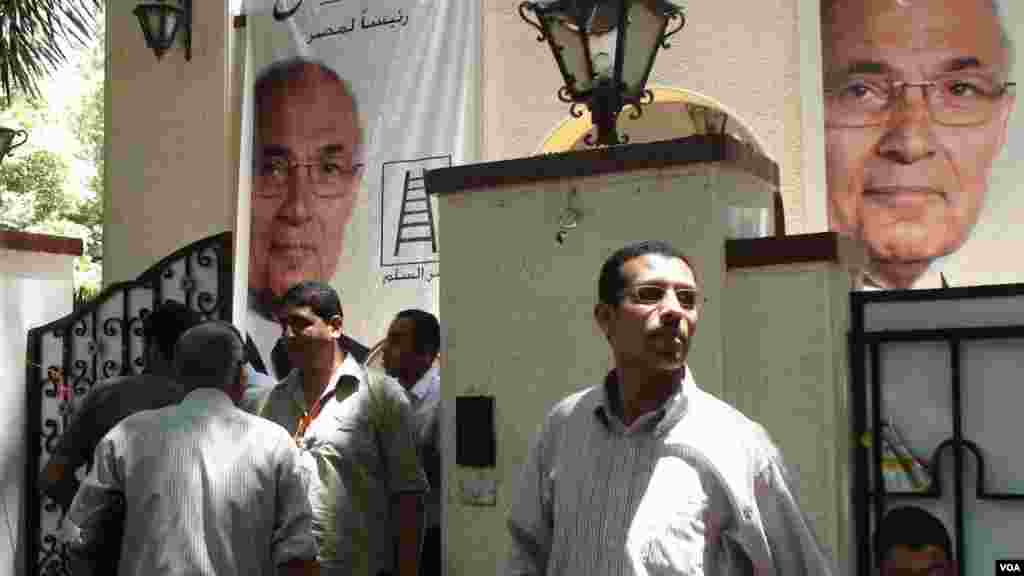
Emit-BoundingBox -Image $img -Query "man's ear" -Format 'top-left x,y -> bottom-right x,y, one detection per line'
594,302 -> 613,341
997,93 -> 1016,151
327,313 -> 344,337
231,364 -> 248,404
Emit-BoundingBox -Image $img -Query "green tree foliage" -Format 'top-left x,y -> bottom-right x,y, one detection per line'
70,21 -> 104,263
0,0 -> 103,107
0,149 -> 70,228
0,3 -> 105,301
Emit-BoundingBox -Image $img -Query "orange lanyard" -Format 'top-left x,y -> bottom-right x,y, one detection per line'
294,394 -> 327,444
292,372 -> 359,445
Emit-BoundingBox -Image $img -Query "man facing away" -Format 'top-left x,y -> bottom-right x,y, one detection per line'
248,281 -> 428,576
39,299 -> 202,511
505,240 -> 835,575
383,309 -> 442,576
65,321 -> 319,575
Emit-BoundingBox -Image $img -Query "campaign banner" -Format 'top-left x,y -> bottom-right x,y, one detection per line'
819,2 -> 1024,576
819,0 -> 1022,290
238,0 -> 478,374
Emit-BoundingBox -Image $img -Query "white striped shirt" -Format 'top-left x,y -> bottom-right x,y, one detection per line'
506,368 -> 834,576
67,387 -> 318,575
506,369 -> 733,575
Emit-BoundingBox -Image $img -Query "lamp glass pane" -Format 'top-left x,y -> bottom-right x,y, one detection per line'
143,9 -> 162,34
588,29 -> 618,80
157,12 -> 180,45
545,17 -> 594,95
621,0 -> 668,99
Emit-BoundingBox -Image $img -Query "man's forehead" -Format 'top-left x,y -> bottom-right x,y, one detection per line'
388,317 -> 416,335
623,254 -> 696,284
279,305 -> 317,321
255,69 -> 359,147
823,0 -> 1007,74
883,544 -> 949,575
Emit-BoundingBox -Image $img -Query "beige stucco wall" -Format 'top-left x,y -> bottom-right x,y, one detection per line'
723,261 -> 858,574
104,3 -> 233,286
483,0 -> 820,234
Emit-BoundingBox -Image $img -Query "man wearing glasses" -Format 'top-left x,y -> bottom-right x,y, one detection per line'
248,58 -> 369,377
823,0 -> 1016,290
505,241 -> 834,575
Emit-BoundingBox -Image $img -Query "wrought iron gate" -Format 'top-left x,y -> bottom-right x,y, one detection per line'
24,232 -> 233,576
850,285 -> 1024,576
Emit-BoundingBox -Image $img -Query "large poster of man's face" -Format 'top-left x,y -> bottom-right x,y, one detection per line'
249,60 -> 362,314
821,0 -> 1016,289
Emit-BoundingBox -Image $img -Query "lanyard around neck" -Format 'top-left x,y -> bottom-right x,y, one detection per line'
294,393 -> 328,443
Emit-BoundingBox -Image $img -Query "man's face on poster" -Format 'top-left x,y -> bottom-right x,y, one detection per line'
822,0 -> 1014,288
250,62 -> 362,303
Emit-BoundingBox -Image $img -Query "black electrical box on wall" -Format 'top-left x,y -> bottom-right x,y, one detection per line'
456,395 -> 496,468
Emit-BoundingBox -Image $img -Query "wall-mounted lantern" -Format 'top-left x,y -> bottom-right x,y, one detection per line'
134,0 -> 192,61
0,127 -> 28,164
519,0 -> 685,146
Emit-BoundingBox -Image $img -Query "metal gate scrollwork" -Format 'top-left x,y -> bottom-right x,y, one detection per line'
24,232 -> 233,576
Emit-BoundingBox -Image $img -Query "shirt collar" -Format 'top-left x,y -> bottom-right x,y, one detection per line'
145,372 -> 188,396
862,261 -> 948,291
181,387 -> 235,410
408,365 -> 440,402
594,366 -> 692,436
286,353 -> 364,411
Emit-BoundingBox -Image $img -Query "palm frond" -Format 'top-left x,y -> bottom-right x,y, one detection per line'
0,0 -> 103,108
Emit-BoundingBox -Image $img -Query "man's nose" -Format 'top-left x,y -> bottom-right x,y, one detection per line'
877,86 -> 937,164
279,169 -> 316,222
657,290 -> 688,318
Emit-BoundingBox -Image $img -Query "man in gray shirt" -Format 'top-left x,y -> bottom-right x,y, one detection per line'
382,309 -> 441,576
505,240 -> 835,575
248,281 -> 427,576
66,321 -> 319,575
39,300 -> 202,511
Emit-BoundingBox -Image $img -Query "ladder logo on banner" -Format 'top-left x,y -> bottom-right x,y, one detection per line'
380,155 -> 450,268
394,169 -> 436,256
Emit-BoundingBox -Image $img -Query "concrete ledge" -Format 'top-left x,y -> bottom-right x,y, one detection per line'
425,134 -> 778,197
0,229 -> 83,257
725,231 -> 866,270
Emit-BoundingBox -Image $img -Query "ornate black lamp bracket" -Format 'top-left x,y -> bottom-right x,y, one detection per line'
519,2 -> 547,41
662,11 -> 686,48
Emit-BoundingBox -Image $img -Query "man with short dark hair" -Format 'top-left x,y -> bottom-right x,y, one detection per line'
876,507 -> 955,576
506,240 -> 834,575
39,299 -> 202,510
249,281 -> 427,576
383,309 -> 441,576
66,321 -> 319,575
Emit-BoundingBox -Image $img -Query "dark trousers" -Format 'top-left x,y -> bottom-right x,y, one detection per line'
420,525 -> 441,576
378,524 -> 441,576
